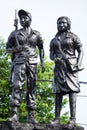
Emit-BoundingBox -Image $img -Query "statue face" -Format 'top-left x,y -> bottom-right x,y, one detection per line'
57,18 -> 68,32
20,15 -> 31,27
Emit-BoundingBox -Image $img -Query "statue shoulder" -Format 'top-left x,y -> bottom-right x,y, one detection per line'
50,37 -> 56,46
68,32 -> 81,47
32,29 -> 41,37
68,31 -> 79,40
32,29 -> 43,42
8,29 -> 21,39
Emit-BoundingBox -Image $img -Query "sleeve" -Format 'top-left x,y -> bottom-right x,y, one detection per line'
73,34 -> 82,49
6,32 -> 16,49
36,31 -> 44,49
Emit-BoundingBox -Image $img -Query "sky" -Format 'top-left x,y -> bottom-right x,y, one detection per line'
0,0 -> 87,128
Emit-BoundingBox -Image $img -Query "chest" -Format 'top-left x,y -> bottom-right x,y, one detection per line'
58,34 -> 74,50
17,32 -> 38,47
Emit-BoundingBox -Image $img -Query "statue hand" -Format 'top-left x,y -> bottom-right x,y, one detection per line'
54,57 -> 63,63
15,45 -> 22,52
74,63 -> 84,71
73,61 -> 79,69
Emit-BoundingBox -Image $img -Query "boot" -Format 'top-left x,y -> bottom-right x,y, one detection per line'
50,117 -> 60,125
66,117 -> 76,129
27,110 -> 37,124
7,107 -> 19,122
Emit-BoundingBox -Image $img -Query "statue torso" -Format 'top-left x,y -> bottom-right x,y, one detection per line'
8,28 -> 41,64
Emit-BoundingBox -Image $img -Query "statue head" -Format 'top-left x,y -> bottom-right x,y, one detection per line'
18,9 -> 32,21
18,9 -> 32,27
57,16 -> 71,32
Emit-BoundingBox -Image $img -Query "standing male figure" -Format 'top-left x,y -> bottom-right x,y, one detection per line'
49,16 -> 84,129
6,9 -> 45,124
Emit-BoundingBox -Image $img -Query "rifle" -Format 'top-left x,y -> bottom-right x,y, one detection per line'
14,9 -> 18,30
6,10 -> 19,53
13,9 -> 20,48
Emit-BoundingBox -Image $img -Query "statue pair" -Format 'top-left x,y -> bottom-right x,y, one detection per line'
6,9 -> 84,129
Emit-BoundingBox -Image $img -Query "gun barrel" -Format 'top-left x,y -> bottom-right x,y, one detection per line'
14,9 -> 18,30
15,9 -> 17,19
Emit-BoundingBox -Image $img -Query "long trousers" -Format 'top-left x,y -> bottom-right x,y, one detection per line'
10,61 -> 37,110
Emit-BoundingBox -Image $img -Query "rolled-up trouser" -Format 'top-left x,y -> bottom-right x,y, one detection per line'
10,61 -> 37,110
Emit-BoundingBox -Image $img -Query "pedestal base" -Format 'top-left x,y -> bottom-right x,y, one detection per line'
0,121 -> 84,130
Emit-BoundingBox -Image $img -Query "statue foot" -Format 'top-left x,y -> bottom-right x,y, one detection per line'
27,117 -> 37,124
65,119 -> 75,129
50,118 -> 60,126
7,114 -> 18,122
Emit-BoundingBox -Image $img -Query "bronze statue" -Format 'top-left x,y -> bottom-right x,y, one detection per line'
6,9 -> 45,124
49,16 -> 84,129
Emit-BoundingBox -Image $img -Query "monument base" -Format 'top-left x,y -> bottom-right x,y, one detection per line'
0,121 -> 84,130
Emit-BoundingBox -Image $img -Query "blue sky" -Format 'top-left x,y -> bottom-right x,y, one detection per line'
0,0 -> 87,128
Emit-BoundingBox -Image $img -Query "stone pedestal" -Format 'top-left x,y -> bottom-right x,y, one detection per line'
0,121 -> 84,130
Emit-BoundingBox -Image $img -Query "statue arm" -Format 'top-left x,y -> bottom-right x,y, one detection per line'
6,32 -> 22,53
6,45 -> 18,53
37,33 -> 45,72
6,45 -> 22,53
39,48 -> 45,72
6,36 -> 16,53
49,39 -> 55,61
76,46 -> 84,66
73,34 -> 84,67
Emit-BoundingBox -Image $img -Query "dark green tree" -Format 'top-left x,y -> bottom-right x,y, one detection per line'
35,59 -> 55,123
0,37 -> 10,120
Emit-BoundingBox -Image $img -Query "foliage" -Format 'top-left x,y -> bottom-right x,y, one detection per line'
61,98 -> 69,124
19,100 -> 27,123
35,59 -> 55,123
0,37 -> 10,120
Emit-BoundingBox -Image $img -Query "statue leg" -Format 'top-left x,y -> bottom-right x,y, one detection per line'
51,93 -> 63,125
26,64 -> 37,124
69,93 -> 76,120
67,93 -> 76,128
8,63 -> 26,122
